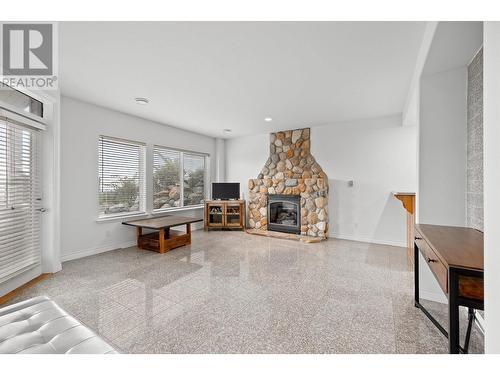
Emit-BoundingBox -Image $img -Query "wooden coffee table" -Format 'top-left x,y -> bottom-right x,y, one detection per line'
122,215 -> 203,253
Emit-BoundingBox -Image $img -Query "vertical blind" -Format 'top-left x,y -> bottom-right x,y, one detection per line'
98,136 -> 145,217
0,117 -> 41,283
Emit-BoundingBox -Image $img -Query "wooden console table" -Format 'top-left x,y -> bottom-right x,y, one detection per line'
414,224 -> 484,354
123,215 -> 202,253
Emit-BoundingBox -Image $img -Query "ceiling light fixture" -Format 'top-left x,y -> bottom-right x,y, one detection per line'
135,97 -> 150,105
223,129 -> 232,135
264,117 -> 273,122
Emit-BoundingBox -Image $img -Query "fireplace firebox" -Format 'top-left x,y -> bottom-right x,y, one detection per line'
268,195 -> 301,234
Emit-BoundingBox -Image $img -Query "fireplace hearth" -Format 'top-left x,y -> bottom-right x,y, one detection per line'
268,195 -> 301,234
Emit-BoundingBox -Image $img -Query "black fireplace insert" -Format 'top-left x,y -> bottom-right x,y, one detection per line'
267,195 -> 301,234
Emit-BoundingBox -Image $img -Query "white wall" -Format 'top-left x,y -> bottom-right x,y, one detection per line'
41,92 -> 63,275
417,68 -> 468,303
402,22 -> 438,128
419,68 -> 467,226
60,96 -> 217,261
224,133 -> 269,201
226,115 -> 417,247
214,138 -> 226,182
483,21 -> 500,354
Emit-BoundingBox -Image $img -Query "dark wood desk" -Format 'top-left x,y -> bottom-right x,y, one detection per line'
414,224 -> 484,354
123,215 -> 202,253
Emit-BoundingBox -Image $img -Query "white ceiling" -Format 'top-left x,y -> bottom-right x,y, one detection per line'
60,22 -> 426,138
423,21 -> 483,76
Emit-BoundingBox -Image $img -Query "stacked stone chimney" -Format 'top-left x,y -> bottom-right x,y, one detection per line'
248,128 -> 329,238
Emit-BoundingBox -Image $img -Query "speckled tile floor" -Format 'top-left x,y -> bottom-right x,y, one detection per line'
4,231 -> 484,354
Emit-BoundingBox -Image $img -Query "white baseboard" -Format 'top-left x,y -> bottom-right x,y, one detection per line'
60,227 -> 205,262
61,240 -> 137,262
329,233 -> 406,248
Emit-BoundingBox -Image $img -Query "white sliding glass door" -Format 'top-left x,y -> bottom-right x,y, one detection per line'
0,117 -> 41,283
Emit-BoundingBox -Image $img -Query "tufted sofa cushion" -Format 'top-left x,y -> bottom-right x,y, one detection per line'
0,296 -> 118,354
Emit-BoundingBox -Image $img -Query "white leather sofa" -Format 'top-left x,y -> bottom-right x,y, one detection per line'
0,296 -> 118,354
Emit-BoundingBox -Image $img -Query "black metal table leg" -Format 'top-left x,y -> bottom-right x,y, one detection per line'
414,242 -> 419,307
463,308 -> 475,354
448,267 -> 460,354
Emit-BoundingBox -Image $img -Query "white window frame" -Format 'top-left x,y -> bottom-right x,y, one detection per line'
97,135 -> 146,220
152,145 -> 209,214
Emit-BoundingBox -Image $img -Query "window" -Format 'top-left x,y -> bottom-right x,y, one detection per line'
183,153 -> 205,206
98,136 -> 145,218
0,117 -> 41,282
153,146 -> 206,211
153,147 -> 181,209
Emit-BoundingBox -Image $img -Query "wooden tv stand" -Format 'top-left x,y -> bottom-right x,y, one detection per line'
204,200 -> 245,230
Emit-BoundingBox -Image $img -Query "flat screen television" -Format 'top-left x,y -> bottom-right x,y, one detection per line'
212,182 -> 240,200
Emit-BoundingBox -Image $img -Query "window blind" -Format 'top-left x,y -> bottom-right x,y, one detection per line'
98,136 -> 146,218
0,117 -> 41,283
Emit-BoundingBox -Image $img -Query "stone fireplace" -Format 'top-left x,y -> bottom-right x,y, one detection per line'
247,128 -> 329,238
